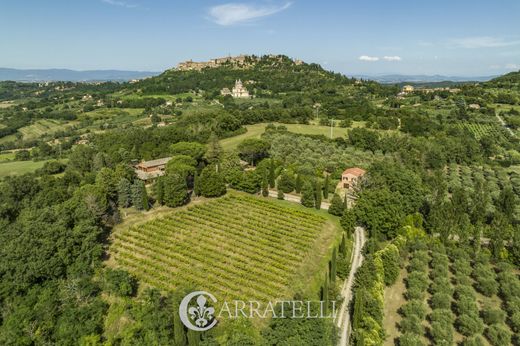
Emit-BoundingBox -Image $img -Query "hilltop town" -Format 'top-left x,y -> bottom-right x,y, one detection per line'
176,54 -> 304,71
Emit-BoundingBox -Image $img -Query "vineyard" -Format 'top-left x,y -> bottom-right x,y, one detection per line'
110,193 -> 339,302
385,240 -> 519,345
456,122 -> 507,140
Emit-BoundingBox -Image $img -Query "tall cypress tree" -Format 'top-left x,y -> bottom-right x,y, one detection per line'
331,248 -> 337,283
187,329 -> 200,346
323,273 -> 329,314
323,175 -> 329,199
153,177 -> 165,205
314,180 -> 322,210
339,235 -> 346,257
301,182 -> 315,208
173,298 -> 187,346
117,178 -> 132,208
131,180 -> 149,210
262,173 -> 269,197
193,172 -> 201,197
295,174 -> 302,193
268,159 -> 276,188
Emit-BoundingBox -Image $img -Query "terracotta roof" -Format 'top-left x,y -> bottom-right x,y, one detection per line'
342,167 -> 366,177
136,157 -> 171,169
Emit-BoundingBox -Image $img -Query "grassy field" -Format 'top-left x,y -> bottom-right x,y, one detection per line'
0,151 -> 15,161
220,122 -> 363,151
18,119 -> 77,140
0,160 -> 46,177
110,193 -> 340,303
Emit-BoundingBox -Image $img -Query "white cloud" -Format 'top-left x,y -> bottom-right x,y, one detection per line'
450,36 -> 520,49
208,2 -> 292,26
383,56 -> 402,61
505,63 -> 520,70
101,0 -> 137,8
359,55 -> 379,62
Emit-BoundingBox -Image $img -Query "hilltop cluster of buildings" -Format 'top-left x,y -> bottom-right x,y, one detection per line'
176,54 -> 303,71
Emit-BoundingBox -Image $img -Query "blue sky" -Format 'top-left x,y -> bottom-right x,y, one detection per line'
1,0 -> 519,76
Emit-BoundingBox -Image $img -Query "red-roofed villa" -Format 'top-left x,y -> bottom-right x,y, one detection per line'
341,167 -> 366,189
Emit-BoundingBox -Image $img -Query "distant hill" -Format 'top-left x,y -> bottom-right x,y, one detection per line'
490,70 -> 520,84
352,74 -> 496,84
0,68 -> 160,82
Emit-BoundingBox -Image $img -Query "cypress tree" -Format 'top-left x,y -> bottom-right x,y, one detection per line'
344,193 -> 348,209
187,329 -> 200,346
328,193 -> 345,216
117,178 -> 132,208
163,174 -> 189,207
331,248 -> 337,283
295,174 -> 302,193
268,159 -> 276,188
314,180 -> 322,210
277,188 -> 284,200
131,180 -> 149,211
352,290 -> 364,330
205,132 -> 222,166
323,273 -> 329,314
193,172 -> 201,197
340,235 -> 346,257
173,298 -> 187,346
153,177 -> 165,205
261,173 -> 269,197
323,174 -> 329,199
300,182 -> 315,208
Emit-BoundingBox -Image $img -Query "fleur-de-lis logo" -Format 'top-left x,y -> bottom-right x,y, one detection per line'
188,294 -> 215,327
179,291 -> 218,331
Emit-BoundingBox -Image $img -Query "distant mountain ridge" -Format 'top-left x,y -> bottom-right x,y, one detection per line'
0,68 -> 160,82
352,74 -> 497,84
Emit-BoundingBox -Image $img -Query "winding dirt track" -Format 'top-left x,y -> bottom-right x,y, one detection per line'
335,226 -> 366,346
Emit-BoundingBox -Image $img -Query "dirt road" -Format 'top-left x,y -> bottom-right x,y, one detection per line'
268,189 -> 331,210
335,226 -> 366,346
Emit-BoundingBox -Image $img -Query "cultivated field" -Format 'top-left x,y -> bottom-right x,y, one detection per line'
110,193 -> 340,302
219,122 -> 361,151
384,241 -> 519,345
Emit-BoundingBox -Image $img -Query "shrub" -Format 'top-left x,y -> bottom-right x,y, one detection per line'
398,332 -> 424,346
406,287 -> 426,301
510,311 -> 520,333
406,271 -> 429,292
481,307 -> 506,325
460,335 -> 485,346
408,256 -> 428,272
399,315 -> 424,335
430,263 -> 449,280
456,314 -> 484,337
485,324 -> 511,346
429,277 -> 453,296
399,300 -> 427,320
430,320 -> 453,345
452,259 -> 472,276
430,292 -> 451,310
103,268 -> 138,297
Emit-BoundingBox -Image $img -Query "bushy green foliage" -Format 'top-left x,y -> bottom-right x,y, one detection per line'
398,332 -> 425,346
198,165 -> 226,197
456,314 -> 485,337
484,324 -> 511,345
328,193 -> 345,216
430,292 -> 452,310
103,268 -> 138,297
